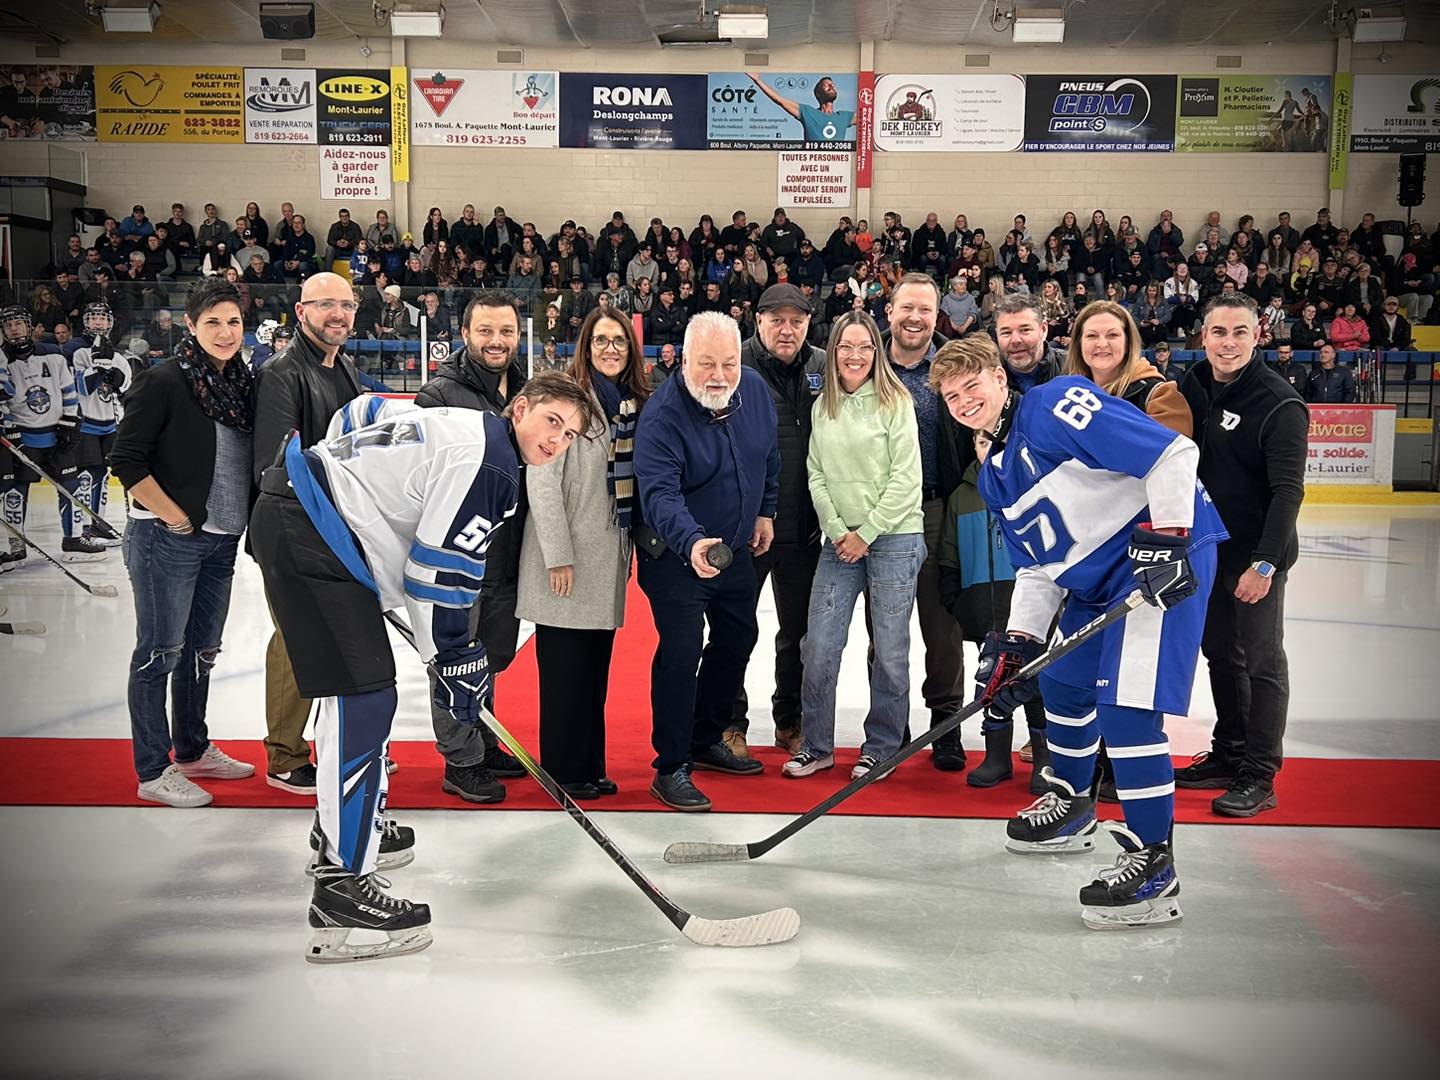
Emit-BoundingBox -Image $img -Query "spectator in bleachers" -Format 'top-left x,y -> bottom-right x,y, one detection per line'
277,213 -> 317,281
1268,211 -> 1300,252
1306,344 -> 1355,403
647,284 -> 686,349
144,307 -> 183,361
560,275 -> 595,339
52,268 -> 84,329
124,251 -> 163,318
1351,212 -> 1386,265
1291,301 -> 1326,350
422,207 -> 448,248
419,291 -> 452,343
537,302 -> 566,349
1051,210 -> 1082,254
823,221 -> 862,278
267,202 -> 295,262
376,284 -> 412,339
142,234 -> 177,283
118,204 -> 155,249
1370,295 -> 1412,353
225,216 -> 250,254
1163,261 -> 1202,338
450,204 -> 483,260
1132,281 -> 1171,346
511,234 -> 543,278
1287,260 -> 1319,313
1036,277 -> 1072,345
909,212 -> 947,283
632,276 -> 655,316
377,234 -> 404,278
1084,209 -> 1115,252
553,235 -> 584,285
1258,293 -> 1290,348
650,341 -> 679,387
1292,238 -> 1320,276
593,229 -> 633,284
1394,239 -> 1436,323
726,257 -> 762,310
936,275 -> 976,339
324,208 -> 361,265
627,244 -> 659,292
460,255 -> 496,289
1151,339 -> 1178,382
27,284 -> 65,335
507,255 -> 542,315
601,272 -> 632,315
242,202 -> 268,248
1147,210 -> 1183,267
1040,234 -> 1070,284
688,215 -> 719,269
1301,207 -> 1338,257
1244,261 -> 1282,309
484,206 -> 517,269
666,226 -> 691,265
1116,247 -> 1148,301
165,203 -> 195,263
1345,261 -> 1382,320
78,246 -> 104,284
1221,247 -> 1249,290
85,266 -> 132,339
1327,301 -> 1370,352
197,204 -> 226,258
791,237 -> 826,288
236,230 -> 269,269
365,209 -> 395,249
399,252 -> 436,293
1271,342 -> 1309,398
101,232 -> 129,270
642,217 -> 668,257
1264,232 -> 1292,275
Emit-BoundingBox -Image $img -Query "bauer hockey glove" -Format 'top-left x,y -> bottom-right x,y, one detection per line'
1127,525 -> 1196,609
54,414 -> 79,453
429,644 -> 491,726
974,631 -> 1044,714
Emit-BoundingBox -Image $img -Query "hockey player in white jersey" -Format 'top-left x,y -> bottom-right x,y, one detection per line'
64,303 -> 134,547
249,372 -> 594,962
931,334 -> 1227,930
0,305 -> 98,569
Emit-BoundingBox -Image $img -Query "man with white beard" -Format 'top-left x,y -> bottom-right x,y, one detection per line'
633,312 -> 781,811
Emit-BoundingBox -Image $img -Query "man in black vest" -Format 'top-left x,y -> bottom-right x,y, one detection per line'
726,284 -> 826,759
1179,294 -> 1307,817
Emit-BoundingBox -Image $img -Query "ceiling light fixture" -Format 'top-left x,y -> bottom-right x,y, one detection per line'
1012,6 -> 1066,43
389,2 -> 444,36
99,1 -> 161,32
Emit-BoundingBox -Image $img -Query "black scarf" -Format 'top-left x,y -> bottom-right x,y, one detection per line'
177,335 -> 254,432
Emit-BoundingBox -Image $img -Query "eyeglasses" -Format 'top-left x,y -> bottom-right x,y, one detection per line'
592,335 -> 629,352
301,300 -> 359,314
835,344 -> 877,359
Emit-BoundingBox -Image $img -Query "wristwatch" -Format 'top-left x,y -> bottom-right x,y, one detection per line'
1250,560 -> 1276,579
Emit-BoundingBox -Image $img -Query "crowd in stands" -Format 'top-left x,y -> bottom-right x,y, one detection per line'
15,198 -> 1440,394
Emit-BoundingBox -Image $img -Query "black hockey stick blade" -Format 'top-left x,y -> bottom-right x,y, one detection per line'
379,610 -> 799,947
0,519 -> 118,597
0,621 -> 46,635
0,434 -> 121,540
663,590 -> 1147,865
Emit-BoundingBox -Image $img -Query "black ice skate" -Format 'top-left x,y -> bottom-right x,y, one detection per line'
1079,822 -> 1183,931
307,814 -> 415,874
1004,766 -> 1098,854
60,535 -> 106,561
306,863 -> 432,964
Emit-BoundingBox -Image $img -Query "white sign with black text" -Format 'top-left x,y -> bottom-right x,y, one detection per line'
776,152 -> 854,209
320,146 -> 392,200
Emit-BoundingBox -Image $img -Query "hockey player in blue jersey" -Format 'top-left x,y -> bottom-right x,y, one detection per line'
249,372 -> 594,962
64,302 -> 135,547
931,333 -> 1227,930
0,305 -> 100,568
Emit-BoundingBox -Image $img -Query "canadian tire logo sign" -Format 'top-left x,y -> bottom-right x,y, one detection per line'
415,72 -> 464,116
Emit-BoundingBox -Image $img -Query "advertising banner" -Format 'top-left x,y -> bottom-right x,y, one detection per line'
1330,72 -> 1352,189
390,66 -> 408,182
1176,75 -> 1331,152
96,66 -> 243,143
243,67 -> 316,144
410,69 -> 559,147
1305,404 -> 1396,485
320,146 -> 391,201
559,73 -> 706,150
777,152 -> 854,208
1350,74 -> 1440,152
874,73 -> 1024,152
1023,74 -> 1176,151
707,72 -> 858,150
315,69 -> 392,146
0,65 -> 96,140
855,70 -> 874,187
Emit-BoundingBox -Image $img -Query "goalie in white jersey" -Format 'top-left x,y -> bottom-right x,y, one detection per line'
932,334 -> 1227,931
249,374 -> 594,963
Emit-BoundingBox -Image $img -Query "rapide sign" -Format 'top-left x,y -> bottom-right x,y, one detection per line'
1304,405 -> 1396,485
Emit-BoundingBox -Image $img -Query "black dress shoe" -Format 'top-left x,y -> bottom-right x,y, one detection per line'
650,766 -> 712,811
594,777 -> 618,796
560,781 -> 601,801
691,741 -> 765,775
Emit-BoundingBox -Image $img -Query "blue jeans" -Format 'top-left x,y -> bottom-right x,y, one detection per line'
800,533 -> 926,760
123,518 -> 240,781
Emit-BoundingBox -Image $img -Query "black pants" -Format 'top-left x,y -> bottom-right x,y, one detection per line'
638,548 -> 759,773
426,581 -> 519,765
536,624 -> 614,785
1200,567 -> 1290,780
730,540 -> 819,735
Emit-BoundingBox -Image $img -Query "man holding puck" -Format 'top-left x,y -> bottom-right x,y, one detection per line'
634,311 -> 781,811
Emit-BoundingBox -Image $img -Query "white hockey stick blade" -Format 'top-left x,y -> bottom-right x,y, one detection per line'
91,584 -> 119,598
0,621 -> 46,635
681,906 -> 800,947
664,841 -> 751,864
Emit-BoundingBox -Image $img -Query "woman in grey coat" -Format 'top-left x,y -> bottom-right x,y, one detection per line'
517,307 -> 650,799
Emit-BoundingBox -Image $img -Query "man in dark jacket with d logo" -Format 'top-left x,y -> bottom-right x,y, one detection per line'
726,284 -> 826,760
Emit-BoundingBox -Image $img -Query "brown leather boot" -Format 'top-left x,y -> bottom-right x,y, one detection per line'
774,727 -> 803,756
722,728 -> 751,759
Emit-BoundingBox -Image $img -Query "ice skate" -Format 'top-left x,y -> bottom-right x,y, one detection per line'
1004,766 -> 1098,854
0,546 -> 27,572
1079,822 -> 1183,931
83,526 -> 123,549
305,864 -> 432,964
307,814 -> 416,873
60,535 -> 106,562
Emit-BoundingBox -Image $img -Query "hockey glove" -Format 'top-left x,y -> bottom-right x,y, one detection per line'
91,336 -> 114,361
96,361 -> 127,394
429,644 -> 491,726
974,631 -> 1045,714
1127,525 -> 1196,609
54,414 -> 79,453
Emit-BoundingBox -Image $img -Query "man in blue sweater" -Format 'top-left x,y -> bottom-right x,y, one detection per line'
634,311 -> 781,811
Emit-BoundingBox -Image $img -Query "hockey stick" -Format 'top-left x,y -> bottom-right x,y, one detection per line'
0,518 -> 118,597
663,589 -> 1147,865
1,621 -> 46,635
0,434 -> 121,541
381,610 -> 799,947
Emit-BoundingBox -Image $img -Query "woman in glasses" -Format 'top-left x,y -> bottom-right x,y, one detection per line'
517,306 -> 650,799
783,309 -> 924,782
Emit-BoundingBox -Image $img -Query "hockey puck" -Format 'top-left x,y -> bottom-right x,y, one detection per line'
705,543 -> 734,571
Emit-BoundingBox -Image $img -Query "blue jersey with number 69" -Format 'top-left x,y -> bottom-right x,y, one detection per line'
978,376 -> 1227,604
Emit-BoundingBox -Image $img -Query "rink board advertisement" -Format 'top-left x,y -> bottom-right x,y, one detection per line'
558,73 -> 706,149
1305,405 -> 1395,485
1349,75 -> 1440,153
243,67 -> 317,144
1176,75 -> 1331,152
96,66 -> 243,143
319,146 -> 391,201
1023,74 -> 1176,151
874,74 -> 1025,152
0,65 -> 96,140
315,69 -> 392,146
410,69 -> 559,147
777,152 -> 854,208
707,72 -> 858,150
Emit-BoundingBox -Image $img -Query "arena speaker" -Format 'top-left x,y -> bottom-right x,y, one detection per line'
259,3 -> 315,40
1398,154 -> 1426,208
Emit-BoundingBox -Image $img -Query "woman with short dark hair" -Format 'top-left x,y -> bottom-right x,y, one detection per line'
111,277 -> 256,807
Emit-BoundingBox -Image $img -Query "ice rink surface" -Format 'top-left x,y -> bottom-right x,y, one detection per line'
3,503 -> 1439,1079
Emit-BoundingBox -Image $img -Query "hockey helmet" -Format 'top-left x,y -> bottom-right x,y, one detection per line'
255,318 -> 279,345
271,323 -> 295,346
0,305 -> 34,358
82,302 -> 114,337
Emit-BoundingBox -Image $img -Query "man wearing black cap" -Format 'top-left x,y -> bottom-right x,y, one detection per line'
791,237 -> 827,288
560,274 -> 596,337
725,283 -> 826,759
118,205 -> 155,252
647,282 -> 687,349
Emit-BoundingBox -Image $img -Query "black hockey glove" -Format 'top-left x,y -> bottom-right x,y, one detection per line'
96,361 -> 127,394
91,335 -> 114,361
429,643 -> 491,726
974,631 -> 1045,713
1127,525 -> 1196,609
54,414 -> 79,453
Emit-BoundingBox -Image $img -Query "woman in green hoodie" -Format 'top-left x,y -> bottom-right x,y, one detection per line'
784,310 -> 925,782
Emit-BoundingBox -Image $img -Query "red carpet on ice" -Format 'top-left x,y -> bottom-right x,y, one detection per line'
5,581 -> 1436,829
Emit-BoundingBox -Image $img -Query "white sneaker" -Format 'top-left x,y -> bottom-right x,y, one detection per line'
138,764 -> 214,808
782,751 -> 834,778
177,744 -> 256,780
850,754 -> 895,782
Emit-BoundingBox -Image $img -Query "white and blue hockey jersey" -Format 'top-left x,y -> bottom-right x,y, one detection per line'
65,340 -> 134,435
289,400 -> 519,663
0,342 -> 77,448
978,376 -> 1227,642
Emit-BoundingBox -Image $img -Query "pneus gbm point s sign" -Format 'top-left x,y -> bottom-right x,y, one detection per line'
1023,74 -> 1177,151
